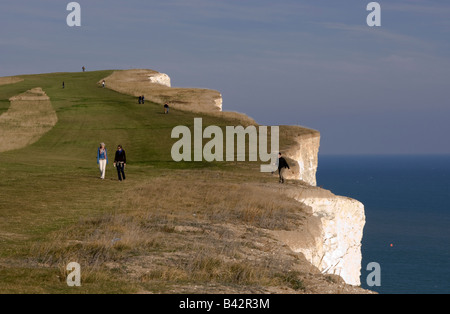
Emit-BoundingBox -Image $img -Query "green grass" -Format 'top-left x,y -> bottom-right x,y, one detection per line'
0,71 -> 333,294
0,71 -> 275,293
0,72 -> 245,235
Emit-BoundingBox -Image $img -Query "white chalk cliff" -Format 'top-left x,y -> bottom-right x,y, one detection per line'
283,129 -> 320,186
103,69 -> 366,286
272,143 -> 366,287
274,185 -> 365,286
148,72 -> 171,87
263,115 -> 365,286
301,196 -> 365,286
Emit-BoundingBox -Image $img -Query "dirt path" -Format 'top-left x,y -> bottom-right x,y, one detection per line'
0,88 -> 57,153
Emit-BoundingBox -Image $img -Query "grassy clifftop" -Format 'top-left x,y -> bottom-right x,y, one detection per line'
0,70 -> 366,293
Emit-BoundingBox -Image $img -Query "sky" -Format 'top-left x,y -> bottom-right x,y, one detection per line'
1,0 -> 449,155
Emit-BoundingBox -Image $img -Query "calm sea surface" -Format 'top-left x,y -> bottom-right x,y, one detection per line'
316,155 -> 450,294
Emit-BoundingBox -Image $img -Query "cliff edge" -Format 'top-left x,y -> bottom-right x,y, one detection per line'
101,69 -> 366,286
101,69 -> 320,186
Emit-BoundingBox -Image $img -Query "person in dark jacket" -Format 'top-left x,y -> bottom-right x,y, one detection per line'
277,153 -> 290,184
114,145 -> 127,181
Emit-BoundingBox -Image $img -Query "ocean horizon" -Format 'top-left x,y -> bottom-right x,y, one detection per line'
316,154 -> 450,294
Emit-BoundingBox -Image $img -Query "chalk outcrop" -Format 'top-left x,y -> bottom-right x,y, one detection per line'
299,195 -> 365,286
274,187 -> 365,286
280,126 -> 320,186
148,72 -> 171,87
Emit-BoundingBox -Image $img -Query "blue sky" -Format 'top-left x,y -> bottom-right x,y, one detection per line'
1,0 -> 449,155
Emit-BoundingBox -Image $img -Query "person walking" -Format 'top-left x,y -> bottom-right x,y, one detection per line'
102,80 -> 105,88
164,103 -> 169,114
277,153 -> 290,184
114,145 -> 127,181
97,143 -> 108,179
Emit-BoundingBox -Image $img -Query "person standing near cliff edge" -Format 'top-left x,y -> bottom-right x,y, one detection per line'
277,153 -> 290,184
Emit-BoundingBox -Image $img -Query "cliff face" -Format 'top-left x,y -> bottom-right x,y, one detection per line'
297,194 -> 365,286
282,129 -> 320,186
274,188 -> 365,286
275,125 -> 365,286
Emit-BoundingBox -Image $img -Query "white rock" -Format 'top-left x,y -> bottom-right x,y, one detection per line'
148,73 -> 171,87
284,132 -> 320,186
297,196 -> 366,286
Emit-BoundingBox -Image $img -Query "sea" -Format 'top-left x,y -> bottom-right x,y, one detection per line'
316,155 -> 450,294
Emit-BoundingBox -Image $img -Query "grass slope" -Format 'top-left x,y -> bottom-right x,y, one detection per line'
0,71 -> 365,294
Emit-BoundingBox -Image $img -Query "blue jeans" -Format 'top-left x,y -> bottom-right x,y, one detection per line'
116,162 -> 126,181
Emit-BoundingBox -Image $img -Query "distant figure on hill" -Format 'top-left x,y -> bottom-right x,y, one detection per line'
164,103 -> 169,114
62,81 -> 65,89
114,145 -> 127,181
277,153 -> 290,184
82,66 -> 85,72
102,80 -> 105,88
138,96 -> 142,104
141,95 -> 145,104
97,143 -> 108,180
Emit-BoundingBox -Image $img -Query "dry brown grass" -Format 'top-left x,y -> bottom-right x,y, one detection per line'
28,171 -> 316,292
0,76 -> 23,86
28,170 -> 370,293
0,88 -> 57,153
